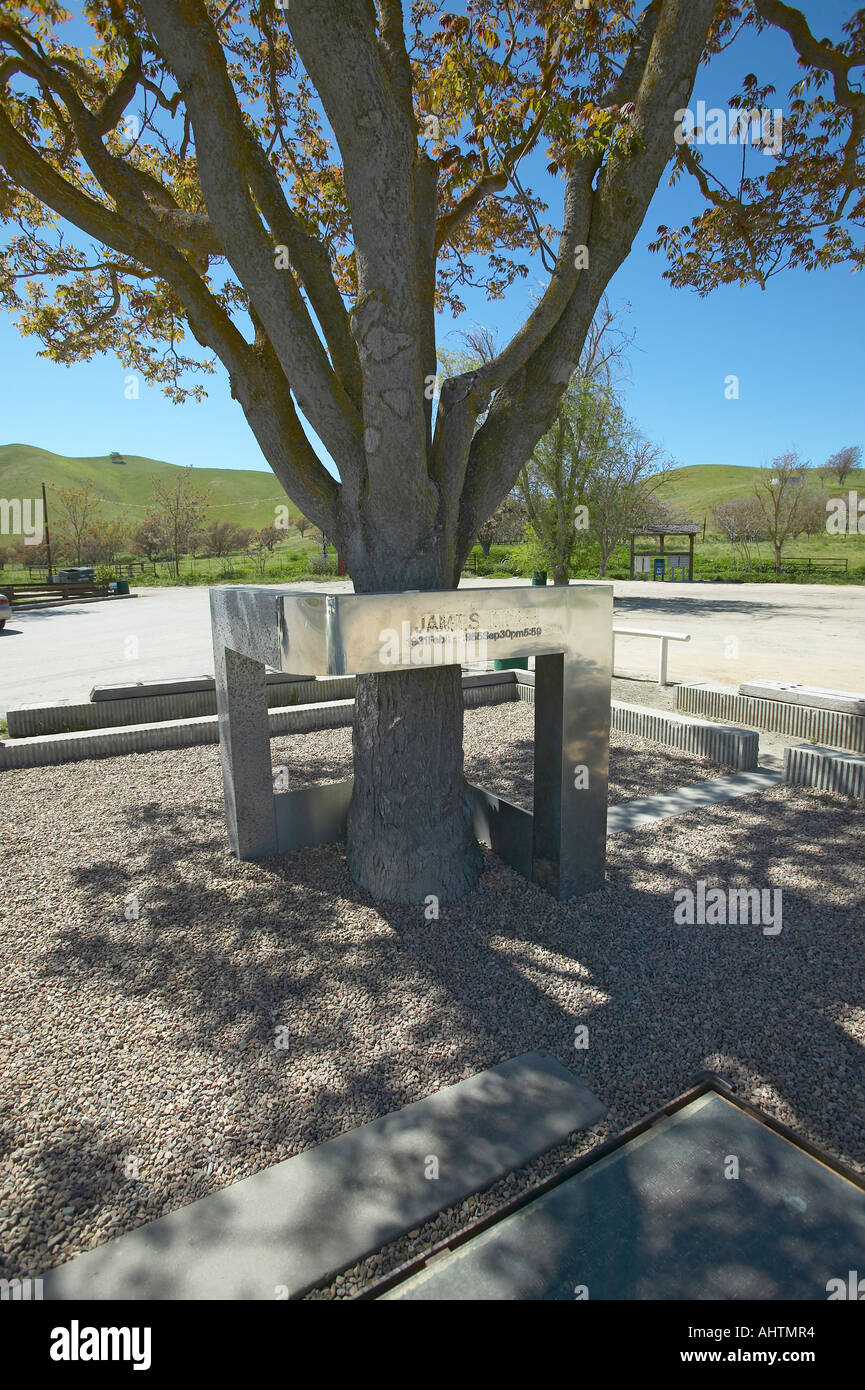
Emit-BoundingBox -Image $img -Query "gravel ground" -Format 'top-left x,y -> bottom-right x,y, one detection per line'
0,706 -> 862,1294
611,674 -> 682,713
276,700 -> 727,807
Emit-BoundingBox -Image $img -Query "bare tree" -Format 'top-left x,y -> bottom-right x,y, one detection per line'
823,445 -> 861,486
146,466 -> 210,578
754,453 -> 810,571
712,496 -> 765,569
203,520 -> 250,558
588,436 -> 669,576
795,491 -> 830,539
248,525 -> 280,577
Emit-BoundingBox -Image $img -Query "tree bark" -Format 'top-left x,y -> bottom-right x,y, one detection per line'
552,564 -> 569,585
347,663 -> 483,902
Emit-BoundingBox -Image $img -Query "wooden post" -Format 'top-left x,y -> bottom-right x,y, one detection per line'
689,531 -> 695,581
629,532 -> 635,581
41,481 -> 53,583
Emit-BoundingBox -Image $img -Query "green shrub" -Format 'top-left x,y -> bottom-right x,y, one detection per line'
94,564 -> 117,586
307,554 -> 338,576
501,541 -> 540,577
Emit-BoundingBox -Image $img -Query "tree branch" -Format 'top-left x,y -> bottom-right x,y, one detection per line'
455,0 -> 716,557
137,0 -> 365,478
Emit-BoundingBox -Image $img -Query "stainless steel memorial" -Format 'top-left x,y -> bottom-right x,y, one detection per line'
210,583 -> 612,900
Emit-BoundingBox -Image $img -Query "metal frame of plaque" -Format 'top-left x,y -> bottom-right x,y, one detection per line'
210,583 -> 612,899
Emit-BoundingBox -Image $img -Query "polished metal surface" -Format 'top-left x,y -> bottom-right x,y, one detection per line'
210,584 -> 613,899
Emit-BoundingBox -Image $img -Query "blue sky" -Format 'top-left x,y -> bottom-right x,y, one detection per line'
0,1 -> 861,477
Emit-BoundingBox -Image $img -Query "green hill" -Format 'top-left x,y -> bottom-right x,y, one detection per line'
0,443 -> 299,533
656,462 -> 865,527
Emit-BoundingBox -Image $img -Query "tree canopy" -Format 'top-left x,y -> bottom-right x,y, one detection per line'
2,2 -> 860,595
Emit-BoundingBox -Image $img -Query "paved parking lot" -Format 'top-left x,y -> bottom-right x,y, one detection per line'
1,578 -> 863,715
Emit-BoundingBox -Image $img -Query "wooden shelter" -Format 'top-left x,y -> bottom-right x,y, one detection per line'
629,521 -> 700,581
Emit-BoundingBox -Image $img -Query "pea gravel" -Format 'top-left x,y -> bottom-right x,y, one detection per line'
0,703 -> 862,1296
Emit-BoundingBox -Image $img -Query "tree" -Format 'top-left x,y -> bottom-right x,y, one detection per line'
520,379 -> 626,585
1,2 -> 860,902
823,445 -> 861,486
295,515 -> 310,540
9,536 -> 56,573
651,3 -> 865,290
129,517 -> 164,563
203,520 -> 249,558
477,497 -> 526,557
712,496 -> 765,569
587,434 -> 669,576
51,480 -> 104,565
256,524 -> 281,554
146,467 -> 210,577
753,453 -> 810,570
88,517 -> 129,567
246,524 -> 279,576
794,491 -> 829,539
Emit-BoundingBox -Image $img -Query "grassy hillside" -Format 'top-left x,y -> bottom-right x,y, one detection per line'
3,448 -> 863,580
0,442 -> 298,532
657,462 -> 865,528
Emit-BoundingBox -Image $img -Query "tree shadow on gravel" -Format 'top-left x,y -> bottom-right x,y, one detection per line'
465,732 -> 726,808
5,782 -> 864,1296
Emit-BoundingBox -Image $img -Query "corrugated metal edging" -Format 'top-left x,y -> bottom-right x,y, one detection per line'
677,686 -> 865,754
515,681 -> 757,769
5,676 -> 358,738
5,672 -> 516,738
784,744 -> 865,797
612,702 -> 758,769
616,704 -> 757,768
0,681 -> 517,769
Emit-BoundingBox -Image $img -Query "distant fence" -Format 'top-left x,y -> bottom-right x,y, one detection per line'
0,582 -> 111,603
779,557 -> 847,573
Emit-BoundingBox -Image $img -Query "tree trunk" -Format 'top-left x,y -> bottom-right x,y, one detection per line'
346,663 -> 483,903
774,543 -> 781,571
552,564 -> 569,585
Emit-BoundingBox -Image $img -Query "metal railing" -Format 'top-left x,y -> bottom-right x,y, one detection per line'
612,625 -> 690,686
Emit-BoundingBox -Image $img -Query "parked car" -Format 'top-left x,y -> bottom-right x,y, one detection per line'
0,590 -> 11,629
55,566 -> 95,583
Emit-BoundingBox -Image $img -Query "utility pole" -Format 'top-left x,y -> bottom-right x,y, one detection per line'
42,481 -> 54,582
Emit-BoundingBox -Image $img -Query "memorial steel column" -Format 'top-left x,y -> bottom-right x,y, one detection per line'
533,589 -> 612,899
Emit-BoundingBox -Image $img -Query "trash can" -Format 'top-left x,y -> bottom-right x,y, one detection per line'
532,570 -> 547,586
115,579 -> 130,595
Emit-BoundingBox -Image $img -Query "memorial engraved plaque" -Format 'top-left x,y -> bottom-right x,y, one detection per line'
210,583 -> 613,899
